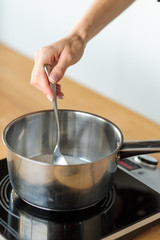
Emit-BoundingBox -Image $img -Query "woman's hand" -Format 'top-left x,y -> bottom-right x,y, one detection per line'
30,0 -> 135,102
30,34 -> 86,101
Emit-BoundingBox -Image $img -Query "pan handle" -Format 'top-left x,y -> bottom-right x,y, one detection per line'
119,140 -> 160,159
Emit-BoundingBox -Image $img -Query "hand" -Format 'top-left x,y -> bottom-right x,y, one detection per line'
30,34 -> 86,101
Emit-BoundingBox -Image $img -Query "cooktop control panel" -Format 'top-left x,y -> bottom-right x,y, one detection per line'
118,155 -> 160,194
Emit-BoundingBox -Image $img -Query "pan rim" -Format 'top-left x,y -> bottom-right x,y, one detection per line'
2,109 -> 124,166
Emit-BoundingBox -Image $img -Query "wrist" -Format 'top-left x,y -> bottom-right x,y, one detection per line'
69,23 -> 91,46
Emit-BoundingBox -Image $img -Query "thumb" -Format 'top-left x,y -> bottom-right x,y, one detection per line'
49,54 -> 69,83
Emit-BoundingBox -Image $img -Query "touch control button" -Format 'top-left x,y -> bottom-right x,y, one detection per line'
134,155 -> 158,168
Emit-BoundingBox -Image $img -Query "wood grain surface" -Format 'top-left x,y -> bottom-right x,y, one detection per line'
0,43 -> 159,240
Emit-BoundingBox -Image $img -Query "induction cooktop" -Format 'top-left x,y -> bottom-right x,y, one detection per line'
0,156 -> 160,240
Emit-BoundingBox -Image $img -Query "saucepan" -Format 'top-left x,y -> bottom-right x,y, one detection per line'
3,110 -> 160,211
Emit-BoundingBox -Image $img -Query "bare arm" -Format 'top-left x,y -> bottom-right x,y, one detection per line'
30,0 -> 135,101
71,0 -> 135,42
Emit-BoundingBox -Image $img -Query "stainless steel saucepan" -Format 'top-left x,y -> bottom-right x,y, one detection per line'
3,110 -> 160,211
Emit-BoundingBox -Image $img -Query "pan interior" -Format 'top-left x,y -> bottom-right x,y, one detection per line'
4,111 -> 122,165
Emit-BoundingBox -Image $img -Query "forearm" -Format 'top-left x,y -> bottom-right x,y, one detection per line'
70,0 -> 135,43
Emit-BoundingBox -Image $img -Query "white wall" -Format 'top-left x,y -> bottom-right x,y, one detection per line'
1,0 -> 160,123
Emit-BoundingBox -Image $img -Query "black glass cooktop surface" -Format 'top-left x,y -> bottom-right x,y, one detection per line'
0,158 -> 160,240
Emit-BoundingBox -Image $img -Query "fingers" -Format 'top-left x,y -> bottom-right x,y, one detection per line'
31,65 -> 64,101
30,64 -> 53,98
56,84 -> 64,100
30,44 -> 67,101
30,35 -> 86,102
48,50 -> 71,84
46,84 -> 64,101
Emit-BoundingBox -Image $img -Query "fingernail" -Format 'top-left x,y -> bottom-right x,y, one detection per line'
49,73 -> 59,83
58,95 -> 64,100
46,94 -> 53,102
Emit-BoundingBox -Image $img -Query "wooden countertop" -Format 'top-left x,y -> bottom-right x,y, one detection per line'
0,43 -> 160,239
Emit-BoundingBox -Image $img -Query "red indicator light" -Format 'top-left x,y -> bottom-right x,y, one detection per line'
119,160 -> 133,170
118,159 -> 141,171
